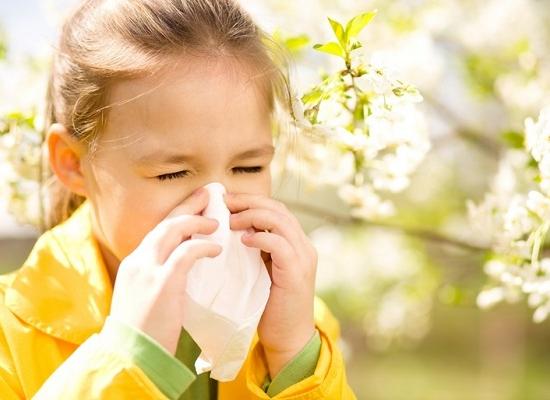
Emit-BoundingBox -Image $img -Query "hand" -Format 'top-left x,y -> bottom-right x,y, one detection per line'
224,192 -> 317,377
109,188 -> 222,354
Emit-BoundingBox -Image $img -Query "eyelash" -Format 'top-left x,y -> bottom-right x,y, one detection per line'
156,166 -> 264,181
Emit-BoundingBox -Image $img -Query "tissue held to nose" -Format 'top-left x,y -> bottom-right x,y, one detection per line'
182,182 -> 271,381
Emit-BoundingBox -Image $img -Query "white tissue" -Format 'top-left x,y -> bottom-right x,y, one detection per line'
182,182 -> 272,381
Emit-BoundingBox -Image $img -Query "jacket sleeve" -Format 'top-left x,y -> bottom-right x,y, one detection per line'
0,314 -> 196,399
260,329 -> 321,396
244,296 -> 358,399
119,320 -> 321,398
34,315 -> 196,399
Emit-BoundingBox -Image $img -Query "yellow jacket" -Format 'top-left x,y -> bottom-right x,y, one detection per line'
0,200 -> 357,399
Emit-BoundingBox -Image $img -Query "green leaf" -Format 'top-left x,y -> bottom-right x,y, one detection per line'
465,54 -> 506,97
328,17 -> 346,48
527,156 -> 539,169
353,99 -> 365,122
0,32 -> 7,61
302,88 -> 324,106
313,42 -> 346,59
501,130 -> 524,149
349,39 -> 362,52
284,34 -> 310,53
511,38 -> 530,56
271,30 -> 311,55
345,10 -> 377,39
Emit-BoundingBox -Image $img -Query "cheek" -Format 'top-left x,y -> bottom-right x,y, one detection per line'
83,158 -> 197,259
88,177 -> 179,260
100,203 -> 166,261
231,169 -> 272,197
249,169 -> 272,198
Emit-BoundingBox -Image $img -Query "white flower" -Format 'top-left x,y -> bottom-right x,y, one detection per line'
533,302 -> 550,323
330,127 -> 369,152
283,133 -> 356,187
528,292 -> 545,308
490,153 -> 521,195
483,259 -> 507,278
524,107 -> 550,196
525,106 -> 550,163
477,287 -> 505,309
289,91 -> 335,139
502,200 -> 535,240
355,68 -> 393,95
496,73 -> 546,116
316,99 -> 351,127
526,190 -> 550,221
338,183 -> 395,219
369,154 -> 412,193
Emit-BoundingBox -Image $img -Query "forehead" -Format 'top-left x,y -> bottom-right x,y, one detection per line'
98,55 -> 272,157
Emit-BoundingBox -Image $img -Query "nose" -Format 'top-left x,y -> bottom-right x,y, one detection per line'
196,179 -> 236,196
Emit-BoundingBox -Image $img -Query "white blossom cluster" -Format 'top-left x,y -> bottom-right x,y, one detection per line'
0,55 -> 48,229
281,50 -> 430,220
0,116 -> 43,228
467,106 -> 550,322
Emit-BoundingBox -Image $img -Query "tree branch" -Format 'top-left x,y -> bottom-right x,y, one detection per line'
283,199 -> 489,253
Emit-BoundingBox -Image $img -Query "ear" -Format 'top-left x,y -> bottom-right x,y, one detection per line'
46,123 -> 88,197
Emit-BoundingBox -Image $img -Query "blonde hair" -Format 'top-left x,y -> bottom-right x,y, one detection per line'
40,0 -> 293,231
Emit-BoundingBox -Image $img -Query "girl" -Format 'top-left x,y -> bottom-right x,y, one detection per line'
0,0 -> 356,398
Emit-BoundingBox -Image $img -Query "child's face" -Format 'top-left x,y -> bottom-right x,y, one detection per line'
80,56 -> 274,263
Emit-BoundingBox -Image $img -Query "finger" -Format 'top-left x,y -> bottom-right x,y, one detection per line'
230,208 -> 303,252
224,192 -> 285,214
163,238 -> 223,282
241,231 -> 296,273
224,192 -> 303,233
166,187 -> 210,219
141,215 -> 219,264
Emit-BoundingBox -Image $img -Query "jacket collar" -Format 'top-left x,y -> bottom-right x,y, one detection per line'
4,199 -> 113,344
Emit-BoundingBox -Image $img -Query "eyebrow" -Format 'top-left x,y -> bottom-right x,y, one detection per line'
135,144 -> 275,165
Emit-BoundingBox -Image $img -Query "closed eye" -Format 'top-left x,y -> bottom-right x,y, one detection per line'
234,166 -> 263,174
156,170 -> 190,181
156,166 -> 264,181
